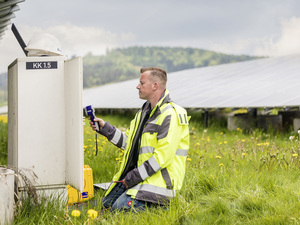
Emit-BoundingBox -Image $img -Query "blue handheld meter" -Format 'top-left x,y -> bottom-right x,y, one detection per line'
85,105 -> 100,131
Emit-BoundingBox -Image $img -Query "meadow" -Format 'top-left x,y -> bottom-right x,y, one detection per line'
1,112 -> 300,224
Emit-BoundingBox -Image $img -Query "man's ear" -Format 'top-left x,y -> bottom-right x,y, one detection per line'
152,82 -> 158,90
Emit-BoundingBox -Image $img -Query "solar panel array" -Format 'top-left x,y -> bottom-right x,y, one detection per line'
83,54 -> 300,110
0,0 -> 24,40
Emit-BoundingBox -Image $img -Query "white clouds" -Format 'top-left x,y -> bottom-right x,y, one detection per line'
0,23 -> 136,73
254,17 -> 300,57
208,38 -> 260,56
0,30 -> 25,73
2,15 -> 300,74
204,17 -> 300,57
26,23 -> 136,57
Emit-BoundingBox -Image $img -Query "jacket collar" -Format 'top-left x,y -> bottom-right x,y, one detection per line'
159,89 -> 172,107
141,89 -> 172,118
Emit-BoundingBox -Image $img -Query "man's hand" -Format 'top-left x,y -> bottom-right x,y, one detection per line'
89,117 -> 105,131
121,179 -> 129,189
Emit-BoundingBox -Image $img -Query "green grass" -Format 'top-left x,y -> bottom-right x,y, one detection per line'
0,116 -> 7,165
1,113 -> 300,224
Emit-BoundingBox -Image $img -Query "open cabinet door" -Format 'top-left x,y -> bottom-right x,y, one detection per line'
64,56 -> 84,192
8,57 -> 67,186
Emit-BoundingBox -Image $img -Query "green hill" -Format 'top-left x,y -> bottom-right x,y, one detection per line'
0,72 -> 7,107
83,46 -> 261,88
0,46 -> 262,106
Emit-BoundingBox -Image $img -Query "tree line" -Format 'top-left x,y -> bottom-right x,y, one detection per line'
0,46 -> 262,105
83,46 -> 261,88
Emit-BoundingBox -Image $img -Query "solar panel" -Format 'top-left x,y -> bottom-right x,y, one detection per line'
83,54 -> 300,110
0,0 -> 24,40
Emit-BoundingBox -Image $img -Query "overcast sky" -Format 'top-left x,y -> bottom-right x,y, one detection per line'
1,0 -> 300,73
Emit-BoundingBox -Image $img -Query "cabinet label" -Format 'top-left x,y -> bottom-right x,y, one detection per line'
26,61 -> 58,70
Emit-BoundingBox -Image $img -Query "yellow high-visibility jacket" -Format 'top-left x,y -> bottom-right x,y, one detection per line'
100,90 -> 190,205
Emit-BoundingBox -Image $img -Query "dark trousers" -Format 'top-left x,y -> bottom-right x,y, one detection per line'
102,182 -> 154,211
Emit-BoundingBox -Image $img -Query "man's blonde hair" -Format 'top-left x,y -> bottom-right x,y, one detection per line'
140,67 -> 167,88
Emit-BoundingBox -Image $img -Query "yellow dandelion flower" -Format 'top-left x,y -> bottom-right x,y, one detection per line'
87,139 -> 92,142
0,115 -> 8,123
293,153 -> 298,157
242,139 -> 245,142
196,142 -> 200,146
219,163 -> 224,167
71,210 -> 81,217
207,138 -> 211,142
219,142 -> 223,145
87,209 -> 98,220
220,132 -> 223,135
187,157 -> 192,161
224,141 -> 228,144
215,155 -> 222,159
242,153 -> 246,156
257,143 -> 262,146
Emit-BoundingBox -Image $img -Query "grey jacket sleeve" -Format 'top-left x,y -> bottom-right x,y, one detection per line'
97,121 -> 116,140
98,121 -> 127,149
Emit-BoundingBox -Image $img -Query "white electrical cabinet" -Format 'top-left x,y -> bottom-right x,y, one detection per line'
8,56 -> 84,194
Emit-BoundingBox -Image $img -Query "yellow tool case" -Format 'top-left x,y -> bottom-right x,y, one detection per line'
67,165 -> 94,205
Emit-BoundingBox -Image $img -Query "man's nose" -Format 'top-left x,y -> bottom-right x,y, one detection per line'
136,84 -> 140,89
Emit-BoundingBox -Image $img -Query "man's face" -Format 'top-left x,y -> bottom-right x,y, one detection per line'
136,71 -> 154,100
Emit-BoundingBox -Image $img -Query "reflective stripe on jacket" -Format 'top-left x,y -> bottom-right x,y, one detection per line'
104,89 -> 190,205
